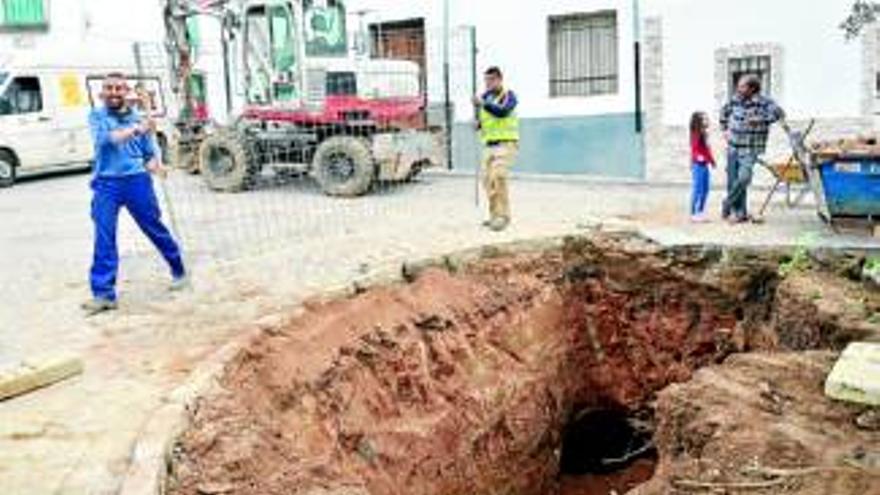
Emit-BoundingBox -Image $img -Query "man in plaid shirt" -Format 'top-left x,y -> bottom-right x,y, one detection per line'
720,74 -> 789,222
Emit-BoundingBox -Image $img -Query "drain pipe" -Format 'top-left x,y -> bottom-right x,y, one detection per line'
443,0 -> 454,170
633,0 -> 643,134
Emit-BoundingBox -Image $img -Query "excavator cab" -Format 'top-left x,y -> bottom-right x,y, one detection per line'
242,0 -> 304,105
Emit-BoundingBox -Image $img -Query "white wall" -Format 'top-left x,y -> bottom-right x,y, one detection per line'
644,0 -> 863,126
349,0 -> 638,120
0,0 -> 166,68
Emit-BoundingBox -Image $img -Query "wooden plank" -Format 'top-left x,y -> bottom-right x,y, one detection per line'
0,355 -> 84,401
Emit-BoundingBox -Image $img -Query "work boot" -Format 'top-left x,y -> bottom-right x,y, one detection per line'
169,275 -> 191,292
721,201 -> 731,220
488,216 -> 510,232
81,298 -> 118,316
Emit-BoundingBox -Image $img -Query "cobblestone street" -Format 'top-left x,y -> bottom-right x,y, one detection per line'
0,170 -> 878,494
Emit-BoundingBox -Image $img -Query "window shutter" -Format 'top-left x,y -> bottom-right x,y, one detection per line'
2,0 -> 46,27
549,11 -> 618,97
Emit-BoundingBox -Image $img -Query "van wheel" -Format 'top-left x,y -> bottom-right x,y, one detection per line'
0,150 -> 17,188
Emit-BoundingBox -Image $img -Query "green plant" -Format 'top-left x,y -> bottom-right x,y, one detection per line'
863,256 -> 880,279
778,233 -> 819,278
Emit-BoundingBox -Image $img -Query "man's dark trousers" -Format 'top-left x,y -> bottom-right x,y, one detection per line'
90,173 -> 184,302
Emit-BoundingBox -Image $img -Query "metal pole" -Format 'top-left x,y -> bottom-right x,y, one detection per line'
221,22 -> 233,117
443,0 -> 453,170
132,42 -> 184,257
471,26 -> 480,207
632,0 -> 643,133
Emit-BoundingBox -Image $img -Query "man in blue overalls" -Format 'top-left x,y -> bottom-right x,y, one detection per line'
82,73 -> 186,315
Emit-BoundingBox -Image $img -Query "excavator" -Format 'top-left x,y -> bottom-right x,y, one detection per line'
162,0 -> 438,196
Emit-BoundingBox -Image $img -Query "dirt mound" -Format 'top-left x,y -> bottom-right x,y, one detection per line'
165,234 -> 880,495
635,351 -> 880,495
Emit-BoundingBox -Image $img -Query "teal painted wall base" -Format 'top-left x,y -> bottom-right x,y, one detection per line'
452,113 -> 645,179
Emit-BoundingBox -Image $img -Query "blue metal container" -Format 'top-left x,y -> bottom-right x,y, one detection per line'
816,157 -> 880,219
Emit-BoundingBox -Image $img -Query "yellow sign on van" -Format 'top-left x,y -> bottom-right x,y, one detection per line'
59,74 -> 86,108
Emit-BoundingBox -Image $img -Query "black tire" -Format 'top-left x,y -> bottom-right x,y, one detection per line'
0,150 -> 17,188
156,133 -> 169,165
171,138 -> 199,175
312,136 -> 374,197
404,159 -> 429,183
198,130 -> 260,192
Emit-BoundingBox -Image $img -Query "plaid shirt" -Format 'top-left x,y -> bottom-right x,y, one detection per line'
720,94 -> 785,154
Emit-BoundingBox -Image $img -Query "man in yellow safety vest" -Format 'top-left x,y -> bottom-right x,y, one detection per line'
473,66 -> 519,231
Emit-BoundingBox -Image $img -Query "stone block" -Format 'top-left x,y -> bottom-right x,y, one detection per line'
824,342 -> 880,406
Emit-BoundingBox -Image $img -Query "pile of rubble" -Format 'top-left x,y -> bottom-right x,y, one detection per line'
811,135 -> 880,159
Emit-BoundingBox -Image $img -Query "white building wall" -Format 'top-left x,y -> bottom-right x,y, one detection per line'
349,0 -> 638,120
0,0 -> 167,68
642,0 -> 874,184
643,0 -> 863,127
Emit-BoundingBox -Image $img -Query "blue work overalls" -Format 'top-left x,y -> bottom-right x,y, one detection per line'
88,107 -> 184,302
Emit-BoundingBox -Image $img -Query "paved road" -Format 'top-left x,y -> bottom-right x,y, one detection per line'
0,169 -> 877,494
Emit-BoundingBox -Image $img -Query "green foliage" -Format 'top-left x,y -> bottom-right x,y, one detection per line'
863,256 -> 880,286
864,256 -> 880,275
778,233 -> 819,278
842,1 -> 880,40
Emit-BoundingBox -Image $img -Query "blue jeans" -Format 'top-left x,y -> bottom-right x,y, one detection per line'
723,149 -> 758,218
90,173 -> 185,301
690,163 -> 710,216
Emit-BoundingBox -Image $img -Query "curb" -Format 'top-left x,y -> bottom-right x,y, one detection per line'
118,313 -> 281,495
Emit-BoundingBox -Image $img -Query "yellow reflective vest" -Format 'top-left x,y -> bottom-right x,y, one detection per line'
479,90 -> 520,144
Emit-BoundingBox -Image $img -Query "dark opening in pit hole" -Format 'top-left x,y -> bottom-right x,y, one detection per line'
557,408 -> 658,495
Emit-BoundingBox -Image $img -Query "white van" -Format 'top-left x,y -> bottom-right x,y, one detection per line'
0,63 -> 176,187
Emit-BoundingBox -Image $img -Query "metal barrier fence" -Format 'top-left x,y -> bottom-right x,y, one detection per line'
123,25 -> 478,268
0,23 -> 482,363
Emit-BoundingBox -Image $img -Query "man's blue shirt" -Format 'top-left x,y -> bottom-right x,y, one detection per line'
88,107 -> 156,178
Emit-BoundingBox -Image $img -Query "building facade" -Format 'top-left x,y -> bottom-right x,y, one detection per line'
351,0 -> 646,178
2,0 -> 876,182
641,0 -> 874,184
0,0 -> 167,67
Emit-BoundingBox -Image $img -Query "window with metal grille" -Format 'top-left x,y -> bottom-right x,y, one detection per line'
1,0 -> 46,28
728,56 -> 771,98
548,11 -> 618,97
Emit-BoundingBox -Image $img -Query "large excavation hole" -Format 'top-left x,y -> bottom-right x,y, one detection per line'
166,235 -> 872,495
